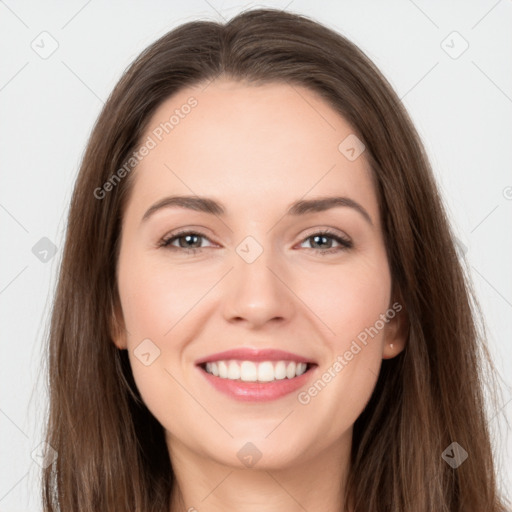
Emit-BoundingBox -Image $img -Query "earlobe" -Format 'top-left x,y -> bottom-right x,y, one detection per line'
382,299 -> 409,360
109,300 -> 127,350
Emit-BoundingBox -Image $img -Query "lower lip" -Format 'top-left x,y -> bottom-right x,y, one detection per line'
197,364 -> 317,402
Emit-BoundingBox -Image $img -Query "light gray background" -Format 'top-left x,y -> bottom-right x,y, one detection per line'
1,0 -> 511,509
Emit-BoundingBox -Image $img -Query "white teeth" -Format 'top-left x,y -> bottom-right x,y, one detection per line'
227,361 -> 240,379
296,362 -> 307,376
274,361 -> 287,380
240,361 -> 258,382
218,361 -> 228,378
286,361 -> 296,379
203,360 -> 310,382
257,361 -> 274,382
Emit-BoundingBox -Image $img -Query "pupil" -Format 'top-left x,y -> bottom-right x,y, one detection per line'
182,234 -> 199,248
313,235 -> 330,249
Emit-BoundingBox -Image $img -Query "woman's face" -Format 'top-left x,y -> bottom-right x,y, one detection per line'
112,78 -> 405,470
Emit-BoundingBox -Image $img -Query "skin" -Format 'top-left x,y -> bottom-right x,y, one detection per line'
111,78 -> 407,512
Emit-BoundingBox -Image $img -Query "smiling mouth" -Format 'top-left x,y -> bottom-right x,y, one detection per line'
198,360 -> 317,383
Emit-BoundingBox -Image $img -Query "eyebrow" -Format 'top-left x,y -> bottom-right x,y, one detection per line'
141,195 -> 373,226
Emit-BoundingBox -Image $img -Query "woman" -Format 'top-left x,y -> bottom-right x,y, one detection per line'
41,7 -> 509,511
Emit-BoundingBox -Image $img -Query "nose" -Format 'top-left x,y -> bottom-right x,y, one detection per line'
222,245 -> 296,329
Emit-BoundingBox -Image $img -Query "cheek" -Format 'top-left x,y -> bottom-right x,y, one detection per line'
117,250 -> 215,339
117,252 -> 209,425
274,257 -> 391,456
116,251 -> 219,403
297,254 -> 392,348
294,252 -> 391,411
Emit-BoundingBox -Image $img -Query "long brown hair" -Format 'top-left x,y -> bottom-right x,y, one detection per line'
40,8 -> 509,511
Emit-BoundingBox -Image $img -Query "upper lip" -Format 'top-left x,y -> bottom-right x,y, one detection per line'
195,348 -> 316,366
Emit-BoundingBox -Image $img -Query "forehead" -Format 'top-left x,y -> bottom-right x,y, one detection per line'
126,78 -> 378,223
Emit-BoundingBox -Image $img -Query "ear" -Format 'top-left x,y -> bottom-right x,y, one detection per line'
109,297 -> 128,350
382,296 -> 409,360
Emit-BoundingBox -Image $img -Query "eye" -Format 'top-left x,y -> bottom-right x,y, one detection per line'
298,229 -> 352,255
158,230 -> 214,254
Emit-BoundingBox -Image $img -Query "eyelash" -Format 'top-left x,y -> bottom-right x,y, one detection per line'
157,228 -> 352,256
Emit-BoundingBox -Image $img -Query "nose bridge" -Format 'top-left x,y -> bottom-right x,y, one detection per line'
222,234 -> 294,326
